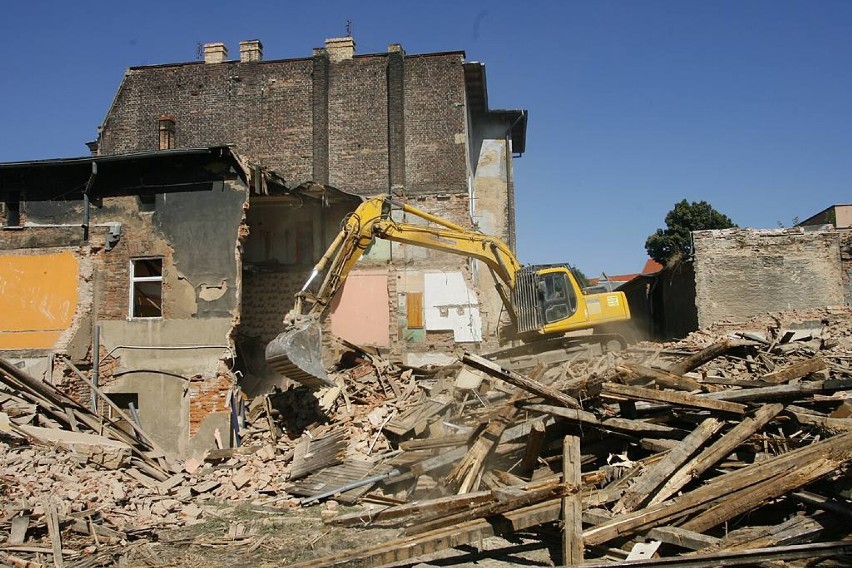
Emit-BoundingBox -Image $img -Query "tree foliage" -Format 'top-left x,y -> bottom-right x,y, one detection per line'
645,200 -> 736,264
571,266 -> 589,289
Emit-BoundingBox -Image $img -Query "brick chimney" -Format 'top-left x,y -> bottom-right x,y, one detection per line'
203,42 -> 227,64
239,40 -> 263,62
325,37 -> 355,62
158,116 -> 175,150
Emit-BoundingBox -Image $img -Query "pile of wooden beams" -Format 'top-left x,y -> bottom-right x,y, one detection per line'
290,308 -> 852,566
2,307 -> 852,566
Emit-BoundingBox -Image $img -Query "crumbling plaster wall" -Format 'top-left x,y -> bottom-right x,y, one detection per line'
1,179 -> 248,456
693,228 -> 845,328
92,182 -> 247,456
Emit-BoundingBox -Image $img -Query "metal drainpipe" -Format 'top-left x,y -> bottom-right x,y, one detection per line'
82,162 -> 98,242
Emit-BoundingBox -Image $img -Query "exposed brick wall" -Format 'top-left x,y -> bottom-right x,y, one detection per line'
100,60 -> 315,180
403,54 -> 469,195
188,371 -> 234,437
693,228 -> 845,328
97,49 -> 470,198
239,270 -> 307,343
328,55 -> 389,194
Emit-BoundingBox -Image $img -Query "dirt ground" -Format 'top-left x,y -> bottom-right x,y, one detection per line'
119,501 -> 559,567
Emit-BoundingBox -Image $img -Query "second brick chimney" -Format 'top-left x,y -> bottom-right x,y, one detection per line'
239,40 -> 263,62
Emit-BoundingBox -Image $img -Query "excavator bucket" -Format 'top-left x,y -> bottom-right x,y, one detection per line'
265,318 -> 334,389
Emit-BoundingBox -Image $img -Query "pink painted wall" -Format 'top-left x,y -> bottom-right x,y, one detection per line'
329,270 -> 390,347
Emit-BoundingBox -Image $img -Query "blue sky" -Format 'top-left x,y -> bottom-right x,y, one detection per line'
1,1 -> 849,275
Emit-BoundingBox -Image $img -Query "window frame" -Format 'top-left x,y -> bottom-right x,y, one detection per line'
128,257 -> 164,319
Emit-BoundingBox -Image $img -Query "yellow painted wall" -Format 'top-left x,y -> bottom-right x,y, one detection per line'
0,252 -> 79,349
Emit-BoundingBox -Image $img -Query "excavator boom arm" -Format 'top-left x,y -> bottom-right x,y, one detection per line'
294,194 -> 521,319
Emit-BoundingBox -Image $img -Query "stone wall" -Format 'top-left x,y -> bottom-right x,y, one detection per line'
693,227 -> 845,328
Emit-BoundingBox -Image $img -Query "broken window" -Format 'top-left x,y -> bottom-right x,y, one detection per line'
130,258 -> 163,318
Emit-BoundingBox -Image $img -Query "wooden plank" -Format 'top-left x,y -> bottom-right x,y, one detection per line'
582,431 -> 852,547
447,402 -> 517,493
645,526 -> 720,550
602,382 -> 747,415
398,433 -> 470,451
703,377 -> 852,403
619,363 -> 702,392
614,418 -> 723,513
562,435 -> 583,565
520,403 -> 599,426
384,393 -> 452,437
600,417 -> 687,438
462,352 -> 581,409
785,405 -> 852,433
680,458 -> 837,533
761,356 -> 826,384
327,492 -> 492,527
649,403 -> 784,505
44,500 -> 64,568
519,420 -> 546,476
407,482 -> 569,535
393,417 -> 554,484
667,339 -> 733,376
709,515 -> 823,553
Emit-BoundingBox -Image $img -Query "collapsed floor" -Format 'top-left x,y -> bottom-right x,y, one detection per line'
2,307 -> 852,567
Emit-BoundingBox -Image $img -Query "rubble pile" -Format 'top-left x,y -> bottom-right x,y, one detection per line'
2,308 -> 852,567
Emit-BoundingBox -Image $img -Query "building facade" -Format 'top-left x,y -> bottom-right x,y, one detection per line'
0,37 -> 527,456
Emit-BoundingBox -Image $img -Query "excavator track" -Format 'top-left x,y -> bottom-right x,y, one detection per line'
483,333 -> 627,370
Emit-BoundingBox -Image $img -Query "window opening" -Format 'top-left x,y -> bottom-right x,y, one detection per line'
130,258 -> 163,318
4,192 -> 20,227
138,193 -> 156,212
105,392 -> 139,435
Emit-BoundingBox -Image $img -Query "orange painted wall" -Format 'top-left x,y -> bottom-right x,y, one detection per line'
0,252 -> 79,349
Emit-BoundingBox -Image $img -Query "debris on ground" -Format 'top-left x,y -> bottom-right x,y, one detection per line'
2,307 -> 852,566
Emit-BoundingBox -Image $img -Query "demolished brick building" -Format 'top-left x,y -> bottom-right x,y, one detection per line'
0,37 -> 528,457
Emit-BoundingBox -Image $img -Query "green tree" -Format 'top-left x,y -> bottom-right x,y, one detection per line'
645,200 -> 736,264
571,266 -> 589,288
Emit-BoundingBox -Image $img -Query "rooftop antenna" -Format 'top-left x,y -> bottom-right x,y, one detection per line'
346,20 -> 353,37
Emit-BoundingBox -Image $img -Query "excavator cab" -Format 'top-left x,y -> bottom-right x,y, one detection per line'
512,265 -> 629,337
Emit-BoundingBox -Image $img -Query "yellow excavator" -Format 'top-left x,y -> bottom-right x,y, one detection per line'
265,195 -> 630,387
